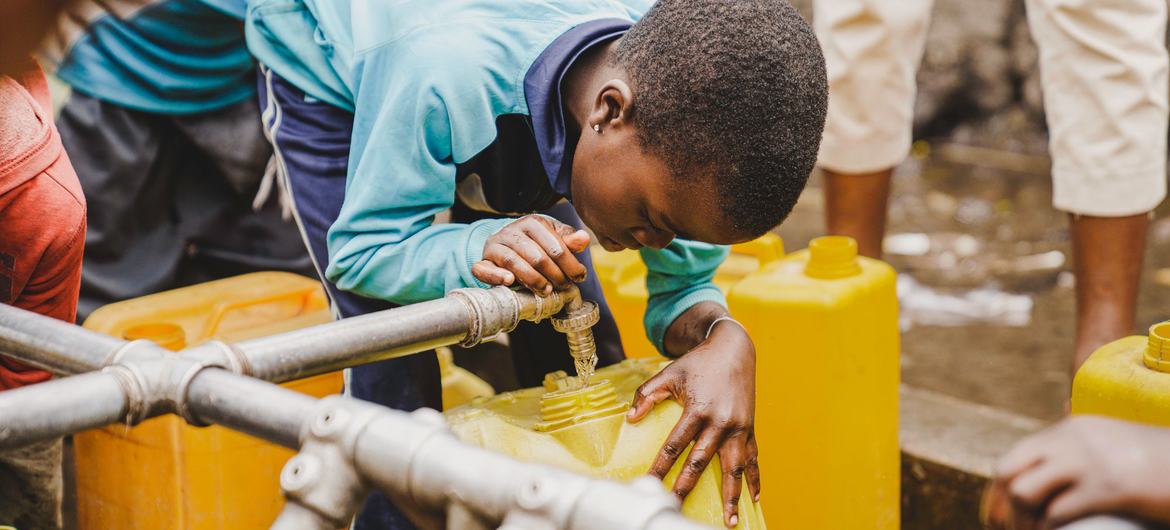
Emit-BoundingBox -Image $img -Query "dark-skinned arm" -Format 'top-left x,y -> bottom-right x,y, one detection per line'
627,301 -> 761,529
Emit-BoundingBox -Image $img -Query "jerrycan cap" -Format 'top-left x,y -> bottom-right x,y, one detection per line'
535,377 -> 628,432
805,236 -> 863,279
123,322 -> 187,351
1144,321 -> 1170,373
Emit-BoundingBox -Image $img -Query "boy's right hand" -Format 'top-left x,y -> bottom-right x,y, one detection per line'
982,416 -> 1170,530
472,215 -> 591,295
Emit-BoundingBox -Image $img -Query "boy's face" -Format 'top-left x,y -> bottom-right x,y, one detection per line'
569,126 -> 744,252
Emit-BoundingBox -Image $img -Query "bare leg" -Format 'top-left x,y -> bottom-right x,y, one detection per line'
823,167 -> 893,259
1071,213 -> 1149,371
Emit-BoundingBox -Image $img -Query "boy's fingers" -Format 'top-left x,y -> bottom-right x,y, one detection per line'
1044,486 -> 1107,530
1009,461 -> 1075,509
745,435 -> 761,502
535,216 -> 591,253
540,215 -> 578,238
719,436 -> 747,527
502,234 -> 571,290
996,433 -> 1051,480
672,428 -> 723,500
628,373 -> 673,423
484,243 -> 550,295
980,481 -> 1013,530
472,260 -> 514,286
649,412 -> 703,480
563,230 -> 591,253
521,223 -> 587,282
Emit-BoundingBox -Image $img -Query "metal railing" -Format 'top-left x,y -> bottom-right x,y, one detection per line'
0,286 -> 709,530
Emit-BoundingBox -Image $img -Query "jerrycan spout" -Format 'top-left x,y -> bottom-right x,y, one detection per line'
804,236 -> 863,279
1144,322 -> 1170,373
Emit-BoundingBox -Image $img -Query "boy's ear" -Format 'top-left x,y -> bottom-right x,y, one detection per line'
589,79 -> 635,130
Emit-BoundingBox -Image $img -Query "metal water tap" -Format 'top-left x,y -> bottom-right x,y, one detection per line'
549,287 -> 600,387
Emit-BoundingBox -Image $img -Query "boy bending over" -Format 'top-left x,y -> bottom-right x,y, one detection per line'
246,0 -> 827,527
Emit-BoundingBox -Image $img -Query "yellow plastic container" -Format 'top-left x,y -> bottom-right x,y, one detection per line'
1072,322 -> 1170,426
77,272 -> 343,530
437,347 -> 496,408
728,236 -> 900,530
445,359 -> 766,529
592,234 -> 785,359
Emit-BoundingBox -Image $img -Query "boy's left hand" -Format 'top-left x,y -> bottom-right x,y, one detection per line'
627,317 -> 759,528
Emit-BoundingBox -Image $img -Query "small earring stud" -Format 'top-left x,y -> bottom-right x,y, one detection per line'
592,124 -> 601,133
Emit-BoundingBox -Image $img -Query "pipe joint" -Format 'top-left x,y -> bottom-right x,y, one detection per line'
277,396 -> 384,528
449,287 -> 523,347
182,340 -> 253,377
101,364 -> 150,425
521,284 -> 581,323
103,357 -> 221,426
101,339 -> 168,368
497,470 -> 588,530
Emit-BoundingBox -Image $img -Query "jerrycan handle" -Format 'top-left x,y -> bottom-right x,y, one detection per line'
197,286 -> 319,342
729,233 -> 784,265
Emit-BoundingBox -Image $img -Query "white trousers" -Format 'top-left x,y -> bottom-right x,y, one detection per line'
814,0 -> 1169,216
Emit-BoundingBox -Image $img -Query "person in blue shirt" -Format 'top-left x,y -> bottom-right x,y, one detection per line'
247,0 -> 827,527
40,0 -> 314,320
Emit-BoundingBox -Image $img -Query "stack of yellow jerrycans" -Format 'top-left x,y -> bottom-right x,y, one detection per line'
1073,321 -> 1170,425
461,234 -> 901,529
76,272 -> 495,529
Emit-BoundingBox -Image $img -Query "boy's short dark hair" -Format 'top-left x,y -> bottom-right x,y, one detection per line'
613,0 -> 828,237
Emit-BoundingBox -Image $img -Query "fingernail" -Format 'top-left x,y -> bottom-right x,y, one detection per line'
627,408 -> 636,420
754,494 -> 760,503
729,514 -> 738,527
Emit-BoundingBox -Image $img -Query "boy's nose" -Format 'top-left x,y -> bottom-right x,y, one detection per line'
631,227 -> 675,250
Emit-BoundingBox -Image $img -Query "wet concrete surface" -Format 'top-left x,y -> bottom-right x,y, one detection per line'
777,142 -> 1170,423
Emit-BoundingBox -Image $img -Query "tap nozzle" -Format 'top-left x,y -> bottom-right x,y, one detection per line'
550,298 -> 600,387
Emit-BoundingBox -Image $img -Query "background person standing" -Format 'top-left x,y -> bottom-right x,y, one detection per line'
814,0 -> 1168,371
40,0 -> 314,321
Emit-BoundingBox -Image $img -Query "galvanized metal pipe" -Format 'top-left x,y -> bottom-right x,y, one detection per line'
186,286 -> 576,384
0,302 -> 129,374
226,298 -> 470,382
185,368 -> 316,449
0,371 -> 128,448
1,285 -> 576,389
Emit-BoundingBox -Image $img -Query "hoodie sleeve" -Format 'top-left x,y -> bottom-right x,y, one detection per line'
640,239 -> 730,355
323,37 -> 513,304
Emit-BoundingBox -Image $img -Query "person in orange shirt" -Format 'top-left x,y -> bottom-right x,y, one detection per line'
0,59 -> 87,530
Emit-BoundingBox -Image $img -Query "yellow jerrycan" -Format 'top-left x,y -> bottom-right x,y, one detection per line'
592,234 -> 785,359
445,358 -> 767,529
728,236 -> 900,530
437,346 -> 496,408
1072,321 -> 1170,425
77,272 -> 343,530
